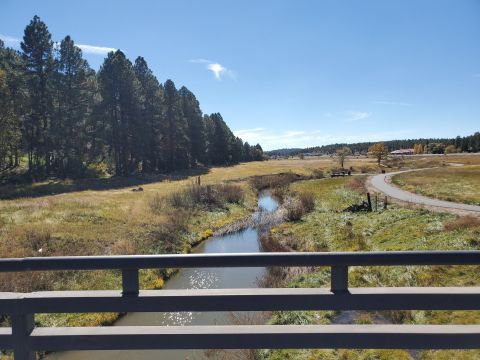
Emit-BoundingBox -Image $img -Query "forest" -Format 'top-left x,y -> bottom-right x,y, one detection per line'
267,132 -> 480,157
0,16 -> 264,180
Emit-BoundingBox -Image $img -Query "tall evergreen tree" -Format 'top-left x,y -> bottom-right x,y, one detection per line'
179,86 -> 206,167
52,36 -> 96,177
163,80 -> 190,170
0,17 -> 262,180
0,40 -> 25,169
98,50 -> 142,176
242,142 -> 252,161
21,15 -> 55,175
208,113 -> 232,165
133,57 -> 164,172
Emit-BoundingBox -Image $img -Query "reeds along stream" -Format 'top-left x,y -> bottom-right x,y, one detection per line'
50,190 -> 279,360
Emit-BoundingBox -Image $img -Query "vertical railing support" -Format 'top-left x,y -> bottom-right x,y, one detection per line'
122,268 -> 139,296
331,266 -> 348,293
12,313 -> 36,360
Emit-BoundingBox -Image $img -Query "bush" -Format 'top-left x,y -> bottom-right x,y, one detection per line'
444,216 -> 480,231
283,197 -> 305,221
216,183 -> 244,204
312,169 -> 324,179
271,186 -> 288,202
298,192 -> 315,212
360,165 -> 370,174
149,193 -> 167,214
165,183 -> 244,211
250,173 -> 302,190
148,209 -> 191,253
346,177 -> 367,194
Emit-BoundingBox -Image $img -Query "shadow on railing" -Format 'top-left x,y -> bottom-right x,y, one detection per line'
1,251 -> 480,359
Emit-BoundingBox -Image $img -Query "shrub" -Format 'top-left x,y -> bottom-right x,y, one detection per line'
271,186 -> 288,202
359,165 -> 370,174
19,225 -> 52,254
164,183 -> 244,211
271,311 -> 315,325
346,177 -> 367,194
444,216 -> 480,231
216,183 -> 244,204
283,197 -> 305,221
312,169 -> 325,179
149,193 -> 167,214
148,209 -> 191,253
298,192 -> 315,212
250,173 -> 302,190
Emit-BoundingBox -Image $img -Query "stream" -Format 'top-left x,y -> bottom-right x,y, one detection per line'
50,191 -> 279,360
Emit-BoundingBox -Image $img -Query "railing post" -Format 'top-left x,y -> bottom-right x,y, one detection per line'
122,268 -> 139,296
331,266 -> 348,293
12,313 -> 36,360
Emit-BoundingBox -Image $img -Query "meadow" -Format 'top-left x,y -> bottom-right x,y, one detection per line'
260,175 -> 480,360
392,165 -> 480,205
1,154 -> 480,359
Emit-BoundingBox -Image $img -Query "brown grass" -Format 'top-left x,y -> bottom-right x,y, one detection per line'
346,176 -> 368,194
444,216 -> 480,231
250,172 -> 305,190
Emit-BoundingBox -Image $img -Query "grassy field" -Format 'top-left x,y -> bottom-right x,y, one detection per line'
1,155 -> 480,358
261,176 -> 480,360
392,165 -> 480,205
0,158 -> 351,329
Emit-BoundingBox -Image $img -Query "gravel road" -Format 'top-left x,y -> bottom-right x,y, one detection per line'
370,170 -> 480,213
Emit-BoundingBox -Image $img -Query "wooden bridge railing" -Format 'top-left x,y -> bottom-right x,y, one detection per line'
1,250 -> 480,359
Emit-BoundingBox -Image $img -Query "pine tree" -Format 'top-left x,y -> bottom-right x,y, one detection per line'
134,57 -> 164,172
53,35 -> 96,177
163,80 -> 190,170
208,113 -> 232,165
243,142 -> 252,161
21,15 -> 55,176
98,50 -> 142,176
179,86 -> 206,167
0,40 -> 25,169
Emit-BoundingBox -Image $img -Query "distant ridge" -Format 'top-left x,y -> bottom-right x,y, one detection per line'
266,131 -> 480,156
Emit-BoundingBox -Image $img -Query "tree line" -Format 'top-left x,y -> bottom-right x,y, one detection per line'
268,132 -> 480,157
0,16 -> 263,179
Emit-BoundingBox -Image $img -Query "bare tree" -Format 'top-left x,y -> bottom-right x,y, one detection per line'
335,146 -> 352,168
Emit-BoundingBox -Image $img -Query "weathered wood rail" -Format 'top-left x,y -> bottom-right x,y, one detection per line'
1,251 -> 480,359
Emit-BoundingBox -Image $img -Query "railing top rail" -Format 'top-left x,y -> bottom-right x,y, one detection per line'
0,250 -> 479,272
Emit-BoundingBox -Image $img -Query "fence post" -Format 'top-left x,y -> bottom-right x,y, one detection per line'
122,268 -> 139,296
331,266 -> 348,293
366,193 -> 372,212
12,313 -> 36,360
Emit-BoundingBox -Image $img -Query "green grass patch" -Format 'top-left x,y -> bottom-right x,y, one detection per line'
263,176 -> 480,360
392,166 -> 480,205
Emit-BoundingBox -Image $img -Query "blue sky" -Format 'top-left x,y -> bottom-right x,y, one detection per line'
1,0 -> 479,150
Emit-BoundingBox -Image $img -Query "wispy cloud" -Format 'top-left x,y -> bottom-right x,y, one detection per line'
0,34 -> 115,55
345,111 -> 372,122
372,100 -> 412,106
77,44 -> 116,55
234,128 -> 413,151
0,34 -> 21,47
190,58 -> 236,80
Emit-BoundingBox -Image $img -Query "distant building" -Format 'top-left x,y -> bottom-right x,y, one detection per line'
390,148 -> 415,155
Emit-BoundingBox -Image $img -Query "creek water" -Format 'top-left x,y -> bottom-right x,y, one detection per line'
50,191 -> 279,360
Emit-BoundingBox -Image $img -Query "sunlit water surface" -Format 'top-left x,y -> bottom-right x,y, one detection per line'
49,191 -> 278,360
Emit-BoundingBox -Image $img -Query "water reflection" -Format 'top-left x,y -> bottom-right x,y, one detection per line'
49,191 -> 279,360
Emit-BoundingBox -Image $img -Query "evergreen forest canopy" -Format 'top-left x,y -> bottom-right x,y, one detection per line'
267,132 -> 480,157
0,16 -> 264,179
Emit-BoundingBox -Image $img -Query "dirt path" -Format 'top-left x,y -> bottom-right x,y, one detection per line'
370,169 -> 480,214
